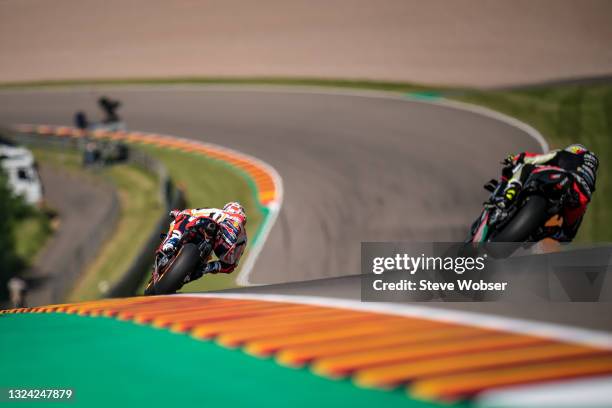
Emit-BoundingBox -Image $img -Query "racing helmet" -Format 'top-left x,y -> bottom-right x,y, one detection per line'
564,144 -> 588,155
223,201 -> 247,225
564,144 -> 598,196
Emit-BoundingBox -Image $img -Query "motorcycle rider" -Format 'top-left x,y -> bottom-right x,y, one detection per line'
160,202 -> 247,283
497,143 -> 598,242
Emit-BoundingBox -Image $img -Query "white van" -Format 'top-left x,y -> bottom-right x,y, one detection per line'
0,144 -> 43,205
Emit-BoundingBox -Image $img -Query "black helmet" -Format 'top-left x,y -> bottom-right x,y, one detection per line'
564,144 -> 588,155
567,145 -> 599,195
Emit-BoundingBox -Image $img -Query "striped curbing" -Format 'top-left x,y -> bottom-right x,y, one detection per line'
3,295 -> 611,405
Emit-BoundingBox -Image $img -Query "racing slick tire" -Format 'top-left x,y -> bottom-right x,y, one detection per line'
151,243 -> 200,295
489,195 -> 549,257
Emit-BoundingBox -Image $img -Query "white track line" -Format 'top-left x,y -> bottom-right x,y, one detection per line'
2,84 -> 549,153
407,97 -> 549,153
236,156 -> 284,286
476,376 -> 612,408
177,293 -> 612,349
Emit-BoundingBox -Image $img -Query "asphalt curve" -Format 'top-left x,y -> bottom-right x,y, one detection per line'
0,87 -> 542,281
25,164 -> 117,306
5,87 -> 606,331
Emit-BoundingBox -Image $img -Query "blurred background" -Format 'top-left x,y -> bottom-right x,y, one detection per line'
2,0 -> 611,308
1,0 -> 612,85
1,1 -> 612,407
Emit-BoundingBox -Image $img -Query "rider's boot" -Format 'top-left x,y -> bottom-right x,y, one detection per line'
181,261 -> 221,286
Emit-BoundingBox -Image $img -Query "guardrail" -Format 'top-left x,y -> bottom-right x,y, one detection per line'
11,129 -> 184,299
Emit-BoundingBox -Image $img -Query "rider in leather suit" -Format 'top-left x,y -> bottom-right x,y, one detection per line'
498,144 -> 598,242
161,202 -> 247,283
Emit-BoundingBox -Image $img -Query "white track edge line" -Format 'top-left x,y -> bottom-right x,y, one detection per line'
4,84 -> 549,153
475,376 -> 612,408
236,161 -> 283,286
176,293 -> 612,349
410,97 -> 549,153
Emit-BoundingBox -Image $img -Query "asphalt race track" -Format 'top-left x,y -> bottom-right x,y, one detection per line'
1,86 -> 608,331
24,164 -> 117,306
0,87 -> 543,278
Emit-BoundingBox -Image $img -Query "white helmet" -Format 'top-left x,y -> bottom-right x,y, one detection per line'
223,201 -> 247,224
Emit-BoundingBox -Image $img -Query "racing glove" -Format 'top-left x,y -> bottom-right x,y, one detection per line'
185,261 -> 223,285
169,209 -> 182,220
502,153 -> 527,166
203,260 -> 237,274
502,154 -> 516,166
501,154 -> 516,179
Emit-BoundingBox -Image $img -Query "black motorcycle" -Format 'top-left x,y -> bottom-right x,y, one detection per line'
466,164 -> 572,257
144,219 -> 218,295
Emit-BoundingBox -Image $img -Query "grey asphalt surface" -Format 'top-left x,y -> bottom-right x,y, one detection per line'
219,273 -> 612,332
0,86 -> 609,330
0,87 -> 542,283
24,163 -> 117,306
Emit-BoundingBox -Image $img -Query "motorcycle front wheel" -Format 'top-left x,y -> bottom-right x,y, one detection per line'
488,195 -> 549,258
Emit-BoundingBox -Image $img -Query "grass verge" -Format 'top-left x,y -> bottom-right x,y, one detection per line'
3,187 -> 53,303
0,76 -> 441,94
13,212 -> 53,265
69,164 -> 160,301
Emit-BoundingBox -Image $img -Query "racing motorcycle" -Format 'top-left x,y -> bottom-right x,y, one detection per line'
144,218 -> 218,295
466,163 -> 573,257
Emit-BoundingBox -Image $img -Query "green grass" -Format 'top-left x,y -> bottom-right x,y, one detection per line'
31,146 -> 82,170
135,145 -> 264,293
0,313 -> 455,408
0,76 -> 442,94
68,163 -> 161,301
13,213 -> 52,265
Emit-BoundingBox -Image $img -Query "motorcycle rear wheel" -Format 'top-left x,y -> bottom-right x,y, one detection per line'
151,243 -> 200,295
